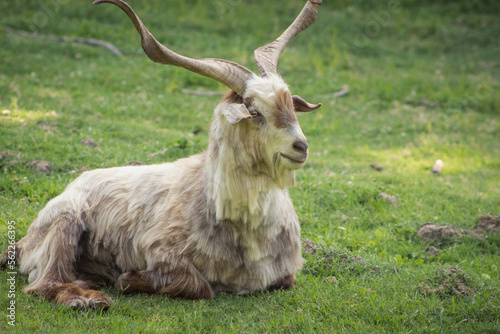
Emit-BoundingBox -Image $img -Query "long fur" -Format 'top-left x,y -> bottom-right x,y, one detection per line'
2,74 -> 307,309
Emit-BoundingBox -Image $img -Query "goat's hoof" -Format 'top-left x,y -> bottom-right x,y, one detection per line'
67,297 -> 89,310
56,285 -> 112,311
88,297 -> 111,311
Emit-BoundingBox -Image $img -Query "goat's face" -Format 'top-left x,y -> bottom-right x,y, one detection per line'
245,75 -> 309,171
218,75 -> 311,176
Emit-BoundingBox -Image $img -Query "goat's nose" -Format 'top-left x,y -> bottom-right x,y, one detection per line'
292,140 -> 308,154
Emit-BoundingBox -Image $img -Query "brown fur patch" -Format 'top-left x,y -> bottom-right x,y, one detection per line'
268,274 -> 295,291
115,263 -> 214,300
243,97 -> 254,108
158,265 -> 214,300
114,271 -> 156,294
273,90 -> 297,129
74,235 -> 122,287
72,279 -> 100,290
221,90 -> 243,104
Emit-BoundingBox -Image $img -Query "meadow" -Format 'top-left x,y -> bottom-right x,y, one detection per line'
1,0 -> 499,332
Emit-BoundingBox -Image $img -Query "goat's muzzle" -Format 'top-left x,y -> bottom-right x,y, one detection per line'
281,140 -> 309,166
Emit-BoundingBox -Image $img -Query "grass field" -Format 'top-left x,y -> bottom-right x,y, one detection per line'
1,0 -> 499,332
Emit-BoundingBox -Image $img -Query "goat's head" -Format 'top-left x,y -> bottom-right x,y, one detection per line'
94,0 -> 322,178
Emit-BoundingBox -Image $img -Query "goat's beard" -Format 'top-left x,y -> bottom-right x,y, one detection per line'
270,153 -> 296,189
244,151 -> 297,188
208,150 -> 296,225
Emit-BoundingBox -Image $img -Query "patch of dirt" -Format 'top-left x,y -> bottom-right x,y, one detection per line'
416,223 -> 470,243
80,138 -> 97,148
302,238 -> 365,266
369,163 -> 383,171
426,246 -> 441,256
327,276 -> 338,284
192,126 -> 203,135
420,266 -> 476,297
0,151 -> 10,160
404,98 -> 438,109
378,192 -> 398,204
301,239 -> 378,276
40,122 -> 60,130
301,238 -> 323,254
124,161 -> 146,166
475,214 -> 500,234
0,151 -> 21,170
27,160 -> 51,175
67,165 -> 91,174
417,214 -> 499,244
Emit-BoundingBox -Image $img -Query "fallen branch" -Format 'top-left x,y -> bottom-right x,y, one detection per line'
149,147 -> 169,158
332,85 -> 350,98
320,85 -> 350,99
5,27 -> 122,56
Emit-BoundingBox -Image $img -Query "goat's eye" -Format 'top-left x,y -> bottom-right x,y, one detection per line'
249,108 -> 260,118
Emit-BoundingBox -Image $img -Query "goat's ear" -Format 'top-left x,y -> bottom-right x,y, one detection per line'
292,95 -> 322,112
223,103 -> 252,126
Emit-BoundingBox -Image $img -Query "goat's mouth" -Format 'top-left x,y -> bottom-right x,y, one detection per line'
280,153 -> 306,164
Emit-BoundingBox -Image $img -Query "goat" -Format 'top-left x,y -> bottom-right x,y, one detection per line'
0,0 -> 322,310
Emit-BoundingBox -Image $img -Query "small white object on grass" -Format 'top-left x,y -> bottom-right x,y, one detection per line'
432,159 -> 443,175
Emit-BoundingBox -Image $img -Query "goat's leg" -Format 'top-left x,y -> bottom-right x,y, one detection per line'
115,262 -> 214,300
22,213 -> 111,310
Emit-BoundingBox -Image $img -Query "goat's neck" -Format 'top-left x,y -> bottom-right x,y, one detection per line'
206,120 -> 295,228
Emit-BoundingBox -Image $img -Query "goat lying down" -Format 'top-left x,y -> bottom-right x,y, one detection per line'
1,0 -> 322,310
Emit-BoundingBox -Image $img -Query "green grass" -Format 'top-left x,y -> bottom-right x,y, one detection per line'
1,0 -> 499,332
